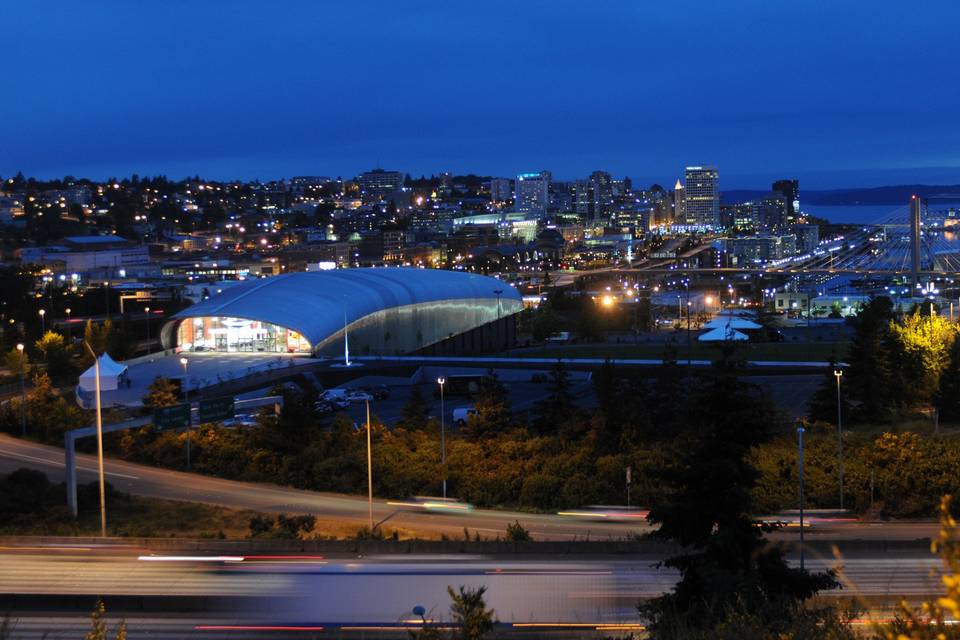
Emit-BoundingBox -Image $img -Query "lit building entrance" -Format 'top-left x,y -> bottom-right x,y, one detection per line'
177,317 -> 311,353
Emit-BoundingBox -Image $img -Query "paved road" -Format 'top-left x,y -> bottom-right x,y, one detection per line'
0,548 -> 946,638
0,434 -> 941,542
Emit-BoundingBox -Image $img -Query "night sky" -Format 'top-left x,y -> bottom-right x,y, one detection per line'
4,1 -> 959,188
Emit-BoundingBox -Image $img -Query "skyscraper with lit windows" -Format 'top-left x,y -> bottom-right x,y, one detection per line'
684,166 -> 719,227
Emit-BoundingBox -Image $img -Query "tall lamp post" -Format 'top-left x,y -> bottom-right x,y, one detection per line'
180,357 -> 191,470
797,422 -> 806,570
144,307 -> 151,348
437,376 -> 447,499
65,308 -> 72,340
16,343 -> 25,437
834,369 -> 844,510
365,399 -> 373,531
38,309 -> 46,333
83,341 -> 107,538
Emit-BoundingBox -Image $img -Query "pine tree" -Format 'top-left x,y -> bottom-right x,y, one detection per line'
398,384 -> 429,430
532,360 -> 576,434
936,336 -> 960,423
845,296 -> 895,422
642,355 -> 837,635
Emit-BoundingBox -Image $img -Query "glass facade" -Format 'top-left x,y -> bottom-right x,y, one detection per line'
177,316 -> 311,353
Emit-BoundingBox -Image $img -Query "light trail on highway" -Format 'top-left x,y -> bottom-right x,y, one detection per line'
0,545 -> 949,638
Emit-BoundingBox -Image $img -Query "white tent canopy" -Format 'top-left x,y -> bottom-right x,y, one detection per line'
703,317 -> 762,330
78,353 -> 128,392
698,327 -> 749,342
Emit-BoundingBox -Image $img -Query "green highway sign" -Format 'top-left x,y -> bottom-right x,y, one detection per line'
198,396 -> 235,423
154,403 -> 190,431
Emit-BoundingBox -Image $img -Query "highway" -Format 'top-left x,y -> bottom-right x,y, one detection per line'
0,434 -> 941,542
0,546 -> 947,638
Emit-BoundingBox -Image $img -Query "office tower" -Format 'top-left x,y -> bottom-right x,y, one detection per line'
358,168 -> 404,200
772,179 -> 800,223
516,171 -> 550,217
673,178 -> 685,225
684,166 -> 719,226
490,178 -> 513,203
575,179 -> 594,217
589,170 -> 613,219
753,193 -> 787,231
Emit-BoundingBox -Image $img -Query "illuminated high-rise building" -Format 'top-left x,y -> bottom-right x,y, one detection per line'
684,166 -> 719,227
673,178 -> 685,224
515,171 -> 550,217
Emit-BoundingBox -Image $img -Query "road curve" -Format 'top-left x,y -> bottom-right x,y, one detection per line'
0,434 -> 940,542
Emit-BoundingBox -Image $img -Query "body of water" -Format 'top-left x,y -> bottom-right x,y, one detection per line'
804,202 -> 960,225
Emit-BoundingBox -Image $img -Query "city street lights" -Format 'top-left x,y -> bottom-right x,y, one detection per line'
180,357 -> 191,470
834,369 -> 844,510
83,341 -> 107,538
65,308 -> 71,340
144,307 -> 151,347
797,423 -> 806,570
38,309 -> 45,333
365,399 -> 373,531
16,343 -> 25,436
437,376 -> 447,498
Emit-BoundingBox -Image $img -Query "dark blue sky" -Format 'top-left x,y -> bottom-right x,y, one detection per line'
4,1 -> 959,188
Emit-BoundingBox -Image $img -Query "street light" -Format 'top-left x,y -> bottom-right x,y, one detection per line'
16,343 -> 25,437
797,423 -> 806,571
83,341 -> 107,538
437,376 -> 447,499
834,369 -> 844,510
365,399 -> 373,531
180,357 -> 191,470
144,307 -> 151,347
38,309 -> 45,333
65,308 -> 72,340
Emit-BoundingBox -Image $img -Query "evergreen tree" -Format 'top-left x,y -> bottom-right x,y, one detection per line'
143,376 -> 179,409
642,353 -> 837,635
448,585 -> 496,640
845,296 -> 895,421
398,383 -> 430,430
465,370 -> 510,438
532,360 -> 576,434
936,335 -> 960,422
35,330 -> 71,377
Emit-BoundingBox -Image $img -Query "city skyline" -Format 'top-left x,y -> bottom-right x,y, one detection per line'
4,1 -> 960,188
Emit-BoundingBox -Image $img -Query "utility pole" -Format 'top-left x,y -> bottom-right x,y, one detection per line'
16,343 -> 25,437
83,341 -> 107,537
797,423 -> 806,571
834,369 -> 844,510
366,399 -> 373,531
438,377 -> 447,499
180,357 -> 191,470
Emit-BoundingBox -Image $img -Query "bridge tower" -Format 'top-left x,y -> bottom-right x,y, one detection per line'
910,195 -> 923,291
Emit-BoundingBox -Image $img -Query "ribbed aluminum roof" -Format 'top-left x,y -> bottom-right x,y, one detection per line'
168,268 -> 521,347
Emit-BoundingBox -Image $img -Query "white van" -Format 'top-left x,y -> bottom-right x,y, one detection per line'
321,388 -> 349,402
452,407 -> 478,426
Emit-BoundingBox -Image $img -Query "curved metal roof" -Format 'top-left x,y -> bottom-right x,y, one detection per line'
167,268 -> 522,347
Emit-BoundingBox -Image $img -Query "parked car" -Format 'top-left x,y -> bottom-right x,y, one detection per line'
364,385 -> 391,400
452,407 -> 478,426
346,390 -> 374,403
320,388 -> 349,402
222,414 -> 259,428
